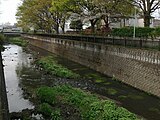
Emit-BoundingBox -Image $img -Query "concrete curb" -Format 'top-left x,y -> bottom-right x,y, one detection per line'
0,51 -> 9,120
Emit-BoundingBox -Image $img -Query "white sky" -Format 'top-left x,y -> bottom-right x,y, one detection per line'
0,0 -> 21,25
0,0 -> 159,25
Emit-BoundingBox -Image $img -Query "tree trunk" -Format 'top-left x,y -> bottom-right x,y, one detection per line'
61,21 -> 65,34
61,27 -> 65,34
123,18 -> 125,27
102,15 -> 109,28
90,20 -> 95,33
90,19 -> 99,33
144,13 -> 150,27
55,24 -> 59,34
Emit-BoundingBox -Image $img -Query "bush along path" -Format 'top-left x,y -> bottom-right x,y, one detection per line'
36,85 -> 139,120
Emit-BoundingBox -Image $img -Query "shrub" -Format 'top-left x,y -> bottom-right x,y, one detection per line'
37,86 -> 56,104
153,27 -> 160,37
0,34 -> 5,44
38,103 -> 53,116
0,34 -> 5,51
111,27 -> 155,38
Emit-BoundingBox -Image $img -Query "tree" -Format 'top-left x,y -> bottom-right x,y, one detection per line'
51,0 -> 72,33
132,0 -> 160,27
51,0 -> 134,34
16,0 -> 60,33
93,0 -> 134,28
52,0 -> 100,33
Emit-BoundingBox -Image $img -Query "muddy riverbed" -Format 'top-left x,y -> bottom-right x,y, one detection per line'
2,44 -> 160,120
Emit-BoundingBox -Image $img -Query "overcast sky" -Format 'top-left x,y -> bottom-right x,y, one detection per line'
0,0 -> 21,25
0,0 -> 159,25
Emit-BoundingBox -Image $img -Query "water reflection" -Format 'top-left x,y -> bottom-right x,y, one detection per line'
2,44 -> 34,113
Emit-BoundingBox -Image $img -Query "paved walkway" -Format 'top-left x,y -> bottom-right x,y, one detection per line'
0,52 -> 9,120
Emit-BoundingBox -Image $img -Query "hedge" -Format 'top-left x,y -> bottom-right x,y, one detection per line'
110,27 -> 159,38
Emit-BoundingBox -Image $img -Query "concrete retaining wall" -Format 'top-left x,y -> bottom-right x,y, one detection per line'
23,35 -> 160,97
0,52 -> 9,120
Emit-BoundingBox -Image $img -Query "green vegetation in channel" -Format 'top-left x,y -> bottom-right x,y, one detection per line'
8,37 -> 28,47
0,34 -> 5,51
36,85 -> 139,120
37,56 -> 80,78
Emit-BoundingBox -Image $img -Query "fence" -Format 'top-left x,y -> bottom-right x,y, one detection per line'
23,33 -> 160,50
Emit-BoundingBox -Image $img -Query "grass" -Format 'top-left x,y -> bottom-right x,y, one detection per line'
107,88 -> 118,95
118,95 -> 128,99
8,37 -> 28,47
85,73 -> 106,83
36,85 -> 139,120
149,107 -> 160,113
37,56 -> 80,79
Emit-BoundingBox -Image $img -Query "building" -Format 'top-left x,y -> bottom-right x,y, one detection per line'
0,23 -> 22,32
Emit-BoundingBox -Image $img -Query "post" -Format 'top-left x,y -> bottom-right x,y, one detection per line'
133,7 -> 137,38
159,39 -> 160,51
124,38 -> 127,46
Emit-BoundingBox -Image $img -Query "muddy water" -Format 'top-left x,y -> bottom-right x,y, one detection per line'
2,44 -> 160,120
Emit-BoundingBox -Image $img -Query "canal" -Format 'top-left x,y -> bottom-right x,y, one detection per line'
2,44 -> 160,120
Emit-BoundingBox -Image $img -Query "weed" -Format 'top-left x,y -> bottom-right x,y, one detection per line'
51,109 -> 62,120
107,88 -> 118,95
8,37 -> 28,47
37,86 -> 56,104
37,56 -> 80,78
38,103 -> 53,117
36,85 -> 139,120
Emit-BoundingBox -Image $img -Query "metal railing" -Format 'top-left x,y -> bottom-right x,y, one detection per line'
23,33 -> 160,50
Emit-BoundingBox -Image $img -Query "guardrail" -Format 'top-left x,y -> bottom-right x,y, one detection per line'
23,33 -> 160,50
3,32 -> 21,37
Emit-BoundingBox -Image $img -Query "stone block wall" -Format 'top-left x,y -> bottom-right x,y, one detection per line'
23,35 -> 160,97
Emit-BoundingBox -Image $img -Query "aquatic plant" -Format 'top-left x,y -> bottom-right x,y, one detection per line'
37,56 -> 80,78
38,103 -> 53,116
37,86 -> 56,104
8,37 -> 28,47
36,85 -> 139,120
51,109 -> 61,120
